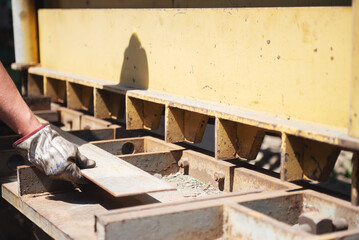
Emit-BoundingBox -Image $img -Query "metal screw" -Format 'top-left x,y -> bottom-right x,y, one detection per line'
178,158 -> 189,168
214,171 -> 225,182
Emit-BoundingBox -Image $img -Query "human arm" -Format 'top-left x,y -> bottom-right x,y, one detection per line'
0,62 -> 95,183
0,62 -> 41,135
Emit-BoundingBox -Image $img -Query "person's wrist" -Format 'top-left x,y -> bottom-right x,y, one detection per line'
16,110 -> 43,136
13,123 -> 49,147
21,119 -> 43,136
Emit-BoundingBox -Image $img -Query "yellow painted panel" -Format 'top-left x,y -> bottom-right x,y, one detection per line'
350,0 -> 359,137
43,0 -> 351,8
39,8 -> 351,130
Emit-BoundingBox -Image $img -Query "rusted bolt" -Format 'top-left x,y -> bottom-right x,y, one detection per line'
292,223 -> 311,233
178,158 -> 189,168
83,125 -> 91,130
298,211 -> 333,234
332,218 -> 348,231
214,171 -> 225,182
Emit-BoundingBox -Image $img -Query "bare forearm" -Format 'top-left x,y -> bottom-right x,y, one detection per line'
0,62 -> 41,135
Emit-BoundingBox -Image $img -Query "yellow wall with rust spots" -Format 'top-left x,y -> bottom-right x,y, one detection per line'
38,8 -> 351,130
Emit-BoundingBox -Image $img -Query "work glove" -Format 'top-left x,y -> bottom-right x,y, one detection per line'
13,123 -> 96,184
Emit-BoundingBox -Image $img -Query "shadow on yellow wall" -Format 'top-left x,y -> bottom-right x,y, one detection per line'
119,33 -> 149,90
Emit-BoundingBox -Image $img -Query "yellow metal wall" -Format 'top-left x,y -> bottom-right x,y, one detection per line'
350,0 -> 359,138
38,8 -> 351,130
43,0 -> 350,8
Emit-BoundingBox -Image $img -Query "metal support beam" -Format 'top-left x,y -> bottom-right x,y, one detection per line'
95,89 -> 125,120
24,95 -> 51,111
165,106 -> 208,143
215,118 -> 265,160
126,97 -> 163,130
280,133 -> 340,182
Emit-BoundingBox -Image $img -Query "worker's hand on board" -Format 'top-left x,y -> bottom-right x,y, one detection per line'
13,123 -> 96,184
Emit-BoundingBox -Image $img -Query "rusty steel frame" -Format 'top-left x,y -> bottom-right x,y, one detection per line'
1,102 -> 359,239
95,190 -> 359,240
5,2 -> 359,238
25,68 -> 359,206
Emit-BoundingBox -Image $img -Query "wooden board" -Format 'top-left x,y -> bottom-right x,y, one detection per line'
52,125 -> 175,197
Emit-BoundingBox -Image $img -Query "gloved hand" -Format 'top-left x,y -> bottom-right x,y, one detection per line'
13,123 -> 96,184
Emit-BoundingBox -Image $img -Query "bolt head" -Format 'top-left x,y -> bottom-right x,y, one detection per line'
214,171 -> 225,182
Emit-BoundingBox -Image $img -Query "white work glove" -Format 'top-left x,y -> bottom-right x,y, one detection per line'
13,123 -> 96,184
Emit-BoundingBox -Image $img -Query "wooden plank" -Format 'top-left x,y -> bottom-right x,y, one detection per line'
52,125 -> 175,197
38,8 -> 351,130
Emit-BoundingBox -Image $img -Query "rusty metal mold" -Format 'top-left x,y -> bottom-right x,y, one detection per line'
239,190 -> 359,236
91,136 -> 184,175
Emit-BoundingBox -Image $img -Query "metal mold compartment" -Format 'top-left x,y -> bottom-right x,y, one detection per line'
95,192 -> 312,240
238,190 -> 359,237
27,73 -> 43,96
91,136 -> 184,175
91,136 -> 183,155
180,150 -> 298,192
44,77 -> 67,104
67,82 -> 94,114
